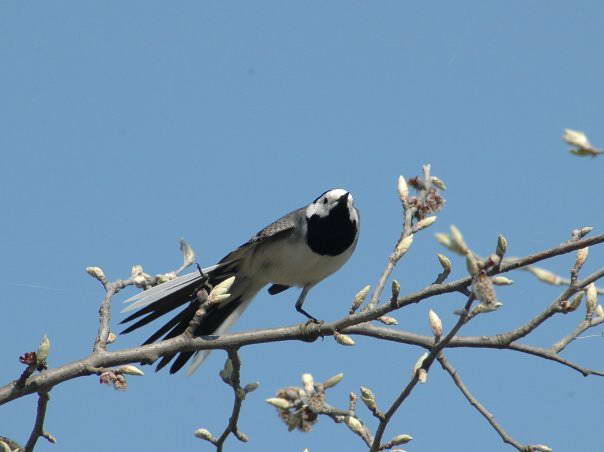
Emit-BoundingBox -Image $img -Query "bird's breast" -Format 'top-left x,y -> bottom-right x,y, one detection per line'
244,236 -> 355,288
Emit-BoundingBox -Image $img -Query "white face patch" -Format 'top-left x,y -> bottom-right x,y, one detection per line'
305,188 -> 357,222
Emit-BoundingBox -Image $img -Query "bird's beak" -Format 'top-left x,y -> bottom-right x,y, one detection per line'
338,192 -> 350,203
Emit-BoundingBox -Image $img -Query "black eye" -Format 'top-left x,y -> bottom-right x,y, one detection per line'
323,198 -> 328,204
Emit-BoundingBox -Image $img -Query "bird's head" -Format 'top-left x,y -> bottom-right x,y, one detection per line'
306,188 -> 358,223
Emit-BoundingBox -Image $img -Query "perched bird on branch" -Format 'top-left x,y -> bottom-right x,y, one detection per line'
121,189 -> 360,374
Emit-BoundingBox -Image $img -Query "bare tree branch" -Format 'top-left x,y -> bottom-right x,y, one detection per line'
213,350 -> 249,451
437,354 -> 529,451
370,293 -> 477,451
23,392 -> 54,452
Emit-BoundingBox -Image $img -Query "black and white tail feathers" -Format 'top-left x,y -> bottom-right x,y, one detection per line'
120,257 -> 257,375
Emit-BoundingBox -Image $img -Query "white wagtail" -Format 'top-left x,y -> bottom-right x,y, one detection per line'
120,188 -> 359,374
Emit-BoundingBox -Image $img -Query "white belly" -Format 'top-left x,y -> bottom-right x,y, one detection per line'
241,234 -> 355,289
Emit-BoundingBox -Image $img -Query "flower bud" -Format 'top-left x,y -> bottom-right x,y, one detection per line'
334,332 -> 355,346
414,216 -> 437,232
179,238 -> 196,266
36,334 -> 50,364
378,316 -> 398,325
586,283 -> 597,314
450,225 -> 469,255
595,305 -> 604,318
208,276 -> 236,304
431,176 -> 446,190
391,434 -> 413,445
360,386 -> 377,412
437,254 -> 452,273
220,358 -> 233,383
435,233 -> 453,249
119,365 -> 144,376
86,266 -> 106,281
567,292 -> 584,312
496,234 -> 507,258
397,175 -> 409,203
345,416 -> 364,436
394,234 -> 414,260
413,352 -> 429,383
472,273 -> 498,306
563,128 -> 591,149
428,309 -> 443,337
531,445 -> 553,452
194,428 -> 214,441
130,265 -> 144,277
391,279 -> 401,300
573,227 -> 593,239
470,302 -> 503,315
244,382 -> 260,393
527,267 -> 562,285
491,276 -> 514,286
351,285 -> 371,312
575,247 -> 589,270
323,373 -> 344,389
301,373 -> 314,394
236,431 -> 249,442
466,254 -> 479,276
266,397 -> 291,410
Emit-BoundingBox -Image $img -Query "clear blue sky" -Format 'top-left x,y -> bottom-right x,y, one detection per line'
2,2 -> 603,451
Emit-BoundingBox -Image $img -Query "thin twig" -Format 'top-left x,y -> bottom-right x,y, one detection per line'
346,323 -> 604,377
24,392 -> 54,452
437,354 -> 528,451
370,293 -> 476,451
552,315 -> 604,353
213,349 -> 248,451
491,267 -> 604,346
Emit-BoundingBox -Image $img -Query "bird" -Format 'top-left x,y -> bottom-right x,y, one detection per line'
120,188 -> 360,375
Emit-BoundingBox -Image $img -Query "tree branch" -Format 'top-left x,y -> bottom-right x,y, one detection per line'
23,391 -> 54,452
437,354 -> 529,451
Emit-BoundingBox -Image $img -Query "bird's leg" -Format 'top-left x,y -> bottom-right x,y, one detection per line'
295,286 -> 319,323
